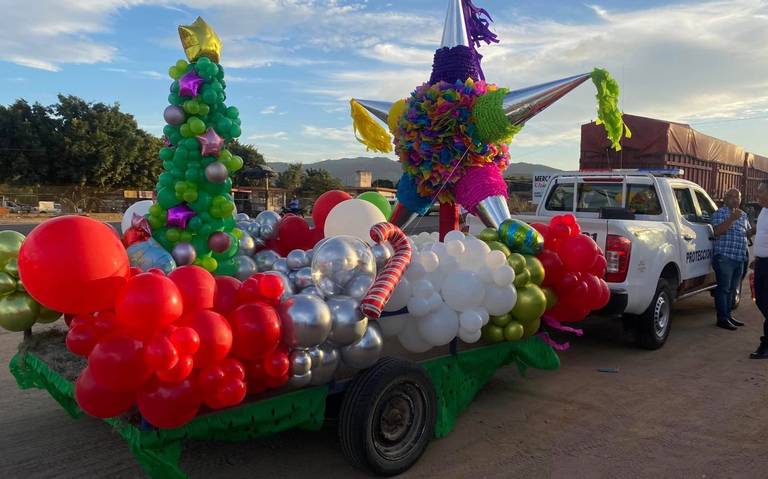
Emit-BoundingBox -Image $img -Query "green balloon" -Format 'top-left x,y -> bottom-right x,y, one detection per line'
542,287 -> 558,310
357,191 -> 392,219
524,255 -> 545,286
503,321 -> 525,342
157,187 -> 180,209
0,230 -> 24,270
522,316 -> 542,338
511,285 -> 547,324
490,313 -> 512,328
476,227 -> 499,243
0,272 -> 16,295
215,257 -> 238,276
188,216 -> 203,231
36,306 -> 62,324
0,292 -> 39,332
481,324 -> 505,343
487,241 -> 511,257
513,268 -> 530,288
507,253 -> 527,274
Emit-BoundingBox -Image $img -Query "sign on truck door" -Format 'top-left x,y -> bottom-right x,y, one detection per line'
671,186 -> 715,288
532,172 -> 554,204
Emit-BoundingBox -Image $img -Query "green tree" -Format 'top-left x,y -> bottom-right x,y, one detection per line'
275,163 -> 303,193
0,100 -> 62,185
299,168 -> 344,199
228,140 -> 264,168
372,178 -> 395,189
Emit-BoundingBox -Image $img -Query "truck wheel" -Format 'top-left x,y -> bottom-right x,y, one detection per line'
338,357 -> 436,476
732,278 -> 743,311
634,279 -> 673,350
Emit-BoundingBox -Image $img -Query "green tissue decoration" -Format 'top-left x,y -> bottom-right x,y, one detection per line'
472,88 -> 523,145
591,68 -> 631,151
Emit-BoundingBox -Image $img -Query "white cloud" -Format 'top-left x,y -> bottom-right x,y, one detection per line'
260,105 -> 278,114
139,70 -> 165,80
248,131 -> 288,140
302,125 -> 351,142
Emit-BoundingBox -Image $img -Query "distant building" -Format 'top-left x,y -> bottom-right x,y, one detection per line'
343,170 -> 396,199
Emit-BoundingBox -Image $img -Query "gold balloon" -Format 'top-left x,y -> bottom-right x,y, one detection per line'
0,230 -> 24,270
178,17 -> 221,64
4,257 -> 19,278
0,292 -> 39,332
36,305 -> 62,324
0,272 -> 15,296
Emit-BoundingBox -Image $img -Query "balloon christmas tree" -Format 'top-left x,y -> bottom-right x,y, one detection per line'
350,0 -> 629,239
147,17 -> 243,276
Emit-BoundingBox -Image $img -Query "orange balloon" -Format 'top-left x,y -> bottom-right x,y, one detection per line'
18,216 -> 130,314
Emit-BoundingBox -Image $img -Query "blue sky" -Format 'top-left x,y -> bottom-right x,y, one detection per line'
1,0 -> 767,170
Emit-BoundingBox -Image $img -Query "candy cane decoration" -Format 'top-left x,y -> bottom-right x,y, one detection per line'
360,222 -> 412,319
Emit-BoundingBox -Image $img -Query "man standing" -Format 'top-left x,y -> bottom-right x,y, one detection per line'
750,182 -> 768,358
711,188 -> 751,330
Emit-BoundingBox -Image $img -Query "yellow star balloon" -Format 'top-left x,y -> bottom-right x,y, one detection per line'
178,17 -> 221,64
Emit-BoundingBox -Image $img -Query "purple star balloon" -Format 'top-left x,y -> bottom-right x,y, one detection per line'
179,70 -> 205,97
167,203 -> 196,229
197,127 -> 224,157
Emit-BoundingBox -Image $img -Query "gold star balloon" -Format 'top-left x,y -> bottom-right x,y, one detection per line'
178,17 -> 222,64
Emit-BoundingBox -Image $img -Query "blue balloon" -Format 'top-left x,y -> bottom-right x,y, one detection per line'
127,238 -> 176,274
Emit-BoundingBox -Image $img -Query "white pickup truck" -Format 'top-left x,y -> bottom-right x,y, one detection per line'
520,169 -> 736,350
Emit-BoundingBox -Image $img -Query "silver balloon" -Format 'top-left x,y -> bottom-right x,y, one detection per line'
307,346 -> 324,369
309,342 -> 340,385
171,242 -> 197,266
372,243 -> 393,269
254,249 -> 280,272
289,349 -> 312,376
163,105 -> 186,125
289,371 -> 312,388
237,232 -> 256,256
311,236 -> 376,298
288,270 -> 298,286
236,213 -> 250,221
264,271 -> 293,300
327,296 -> 367,346
245,221 -> 261,238
341,322 -> 383,370
272,257 -> 290,275
205,161 -> 229,183
234,255 -> 258,281
255,210 -> 281,240
286,249 -> 309,270
253,236 -> 267,251
279,294 -> 332,348
305,249 -> 314,264
301,285 -> 324,298
293,267 -> 314,290
344,273 -> 376,301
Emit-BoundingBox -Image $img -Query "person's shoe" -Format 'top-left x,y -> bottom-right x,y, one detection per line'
750,338 -> 768,359
716,319 -> 738,331
729,317 -> 745,327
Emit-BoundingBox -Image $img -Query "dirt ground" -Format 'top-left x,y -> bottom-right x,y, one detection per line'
1,290 -> 767,479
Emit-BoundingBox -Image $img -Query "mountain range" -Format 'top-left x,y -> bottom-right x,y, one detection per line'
267,157 -> 562,185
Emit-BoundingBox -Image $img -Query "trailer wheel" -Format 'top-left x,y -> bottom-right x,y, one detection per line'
338,357 -> 436,476
634,278 -> 672,350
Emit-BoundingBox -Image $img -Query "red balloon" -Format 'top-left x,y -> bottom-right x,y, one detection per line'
66,324 -> 98,357
308,228 -> 324,248
263,349 -> 289,378
213,276 -> 241,316
550,223 -> 571,241
258,274 -> 285,302
216,376 -> 247,407
168,266 -> 216,313
144,335 -> 179,371
169,326 -> 201,355
75,368 -> 135,419
18,216 -> 130,314
92,310 -> 123,338
561,281 -> 589,309
582,273 -> 604,310
265,372 -> 289,389
555,272 -> 580,298
228,303 -> 281,361
530,223 -> 549,237
245,360 -> 269,394
220,357 -> 246,381
538,250 -> 565,287
274,216 -> 314,255
137,378 -> 202,429
156,354 -> 194,383
237,274 -> 265,305
179,310 -> 233,369
115,273 -> 183,338
129,267 -> 143,277
590,255 -> 608,278
560,235 -> 599,273
598,280 -> 611,309
198,365 -> 227,409
88,336 -> 152,392
312,190 -> 352,233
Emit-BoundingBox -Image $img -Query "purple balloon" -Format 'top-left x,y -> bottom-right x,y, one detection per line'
172,242 -> 197,266
208,231 -> 231,253
205,161 -> 229,183
179,70 -> 204,97
167,204 -> 196,229
164,105 -> 186,126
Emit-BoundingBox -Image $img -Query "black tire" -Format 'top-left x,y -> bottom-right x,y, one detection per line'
634,278 -> 673,350
732,280 -> 742,310
338,357 -> 436,476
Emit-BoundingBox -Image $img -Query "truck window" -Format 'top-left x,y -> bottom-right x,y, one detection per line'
673,188 -> 697,222
694,190 -> 717,222
576,183 -> 622,212
627,184 -> 662,215
545,183 -> 574,211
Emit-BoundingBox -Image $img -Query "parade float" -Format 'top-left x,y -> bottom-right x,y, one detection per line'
5,2 -> 625,478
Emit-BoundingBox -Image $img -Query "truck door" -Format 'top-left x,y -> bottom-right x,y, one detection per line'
672,186 -> 715,291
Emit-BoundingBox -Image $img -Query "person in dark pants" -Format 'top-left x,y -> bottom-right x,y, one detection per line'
711,188 -> 752,330
750,182 -> 768,358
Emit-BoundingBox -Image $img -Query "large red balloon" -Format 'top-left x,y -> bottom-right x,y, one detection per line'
66,323 -> 98,357
75,368 -> 135,419
228,303 -> 281,361
115,273 -> 183,338
88,335 -> 152,392
179,310 -> 232,368
168,266 -> 216,313
538,249 -> 565,287
312,190 -> 352,233
560,235 -> 600,273
18,216 -> 129,314
137,378 -> 202,429
213,276 -> 241,316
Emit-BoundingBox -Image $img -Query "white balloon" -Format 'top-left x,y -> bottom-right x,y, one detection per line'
405,261 -> 427,281
484,284 -> 518,316
466,307 -> 490,326
398,319 -> 433,353
426,292 -> 443,312
416,251 -> 439,273
445,239 -> 465,257
411,279 -> 435,299
459,310 -> 483,332
383,277 -> 411,311
121,200 -> 153,234
407,296 -> 431,317
324,199 -> 386,244
444,230 -> 465,243
459,327 -> 482,343
441,270 -> 485,312
378,314 -> 408,337
430,232 -> 440,241
418,303 -> 459,346
493,265 -> 516,286
485,250 -> 508,269
477,266 -> 495,284
429,242 -> 448,259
